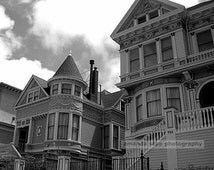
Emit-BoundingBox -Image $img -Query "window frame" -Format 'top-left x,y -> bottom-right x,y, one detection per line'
74,85 -> 81,97
161,36 -> 173,62
144,41 -> 157,68
196,29 -> 214,52
47,113 -> 55,140
113,125 -> 119,149
136,94 -> 143,122
71,114 -> 80,141
61,83 -> 72,94
52,84 -> 59,95
104,125 -> 110,149
27,89 -> 40,103
129,47 -> 140,72
57,112 -> 69,140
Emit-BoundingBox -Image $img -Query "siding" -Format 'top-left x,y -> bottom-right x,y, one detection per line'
145,138 -> 168,170
176,128 -> 214,168
81,118 -> 102,149
0,127 -> 14,144
32,118 -> 46,144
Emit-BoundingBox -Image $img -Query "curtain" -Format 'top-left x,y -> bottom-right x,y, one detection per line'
166,87 -> 181,112
58,113 -> 69,139
146,89 -> 162,117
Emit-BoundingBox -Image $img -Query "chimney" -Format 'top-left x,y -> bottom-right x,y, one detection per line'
88,60 -> 98,103
89,60 -> 94,97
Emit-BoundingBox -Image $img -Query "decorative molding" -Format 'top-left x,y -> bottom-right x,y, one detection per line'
184,81 -> 199,90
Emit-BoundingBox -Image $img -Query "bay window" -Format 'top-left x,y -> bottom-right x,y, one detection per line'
146,89 -> 162,117
197,29 -> 214,52
161,37 -> 173,62
47,113 -> 55,140
72,114 -> 80,141
144,42 -> 157,68
130,48 -> 140,72
61,83 -> 72,94
58,113 -> 69,139
166,87 -> 181,112
136,94 -> 143,122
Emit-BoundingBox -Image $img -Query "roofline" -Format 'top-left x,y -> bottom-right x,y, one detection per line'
0,82 -> 22,93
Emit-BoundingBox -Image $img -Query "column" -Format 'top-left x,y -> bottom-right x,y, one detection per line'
27,118 -> 33,144
191,32 -> 198,54
68,113 -> 73,140
139,45 -> 143,69
211,26 -> 214,43
156,38 -> 162,71
78,116 -> 82,143
54,112 -> 59,140
125,49 -> 129,74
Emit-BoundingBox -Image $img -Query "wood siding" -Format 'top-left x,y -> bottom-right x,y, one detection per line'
32,118 -> 46,144
176,128 -> 214,168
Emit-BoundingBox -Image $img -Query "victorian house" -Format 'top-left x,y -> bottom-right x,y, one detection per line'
13,55 -> 125,169
111,0 -> 214,169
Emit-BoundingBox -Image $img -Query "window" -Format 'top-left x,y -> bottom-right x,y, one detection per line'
138,15 -> 146,24
166,87 -> 181,112
144,42 -> 157,67
52,84 -> 59,95
149,10 -> 159,19
146,89 -> 162,117
74,85 -> 81,97
48,113 -> 55,140
104,125 -> 109,149
136,94 -> 143,122
130,48 -> 140,72
197,30 -> 214,52
161,37 -> 173,62
113,125 -> 119,149
61,83 -> 72,94
120,100 -> 125,112
27,90 -> 39,103
27,92 -> 33,103
72,114 -> 79,141
58,113 -> 69,139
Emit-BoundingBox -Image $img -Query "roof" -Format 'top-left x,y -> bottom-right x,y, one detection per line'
0,110 -> 15,125
52,55 -> 83,80
187,0 -> 213,11
101,90 -> 124,108
33,75 -> 48,88
0,82 -> 22,93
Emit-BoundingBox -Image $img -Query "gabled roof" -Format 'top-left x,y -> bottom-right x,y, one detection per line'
15,75 -> 49,107
102,90 -> 124,109
52,55 -> 83,80
111,0 -> 185,39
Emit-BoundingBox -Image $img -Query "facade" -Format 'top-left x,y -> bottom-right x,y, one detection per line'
111,0 -> 214,169
0,83 -> 21,144
13,55 -> 125,169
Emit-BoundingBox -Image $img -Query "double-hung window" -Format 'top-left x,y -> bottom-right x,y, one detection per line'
72,114 -> 80,141
130,48 -> 140,72
136,94 -> 143,122
27,90 -> 39,103
161,37 -> 173,62
197,30 -> 214,52
104,125 -> 109,149
144,42 -> 157,68
47,113 -> 55,140
146,89 -> 162,117
166,87 -> 181,112
74,85 -> 81,97
58,113 -> 69,139
61,83 -> 72,94
113,125 -> 119,149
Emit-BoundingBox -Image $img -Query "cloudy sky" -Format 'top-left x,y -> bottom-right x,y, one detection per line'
0,0 -> 207,92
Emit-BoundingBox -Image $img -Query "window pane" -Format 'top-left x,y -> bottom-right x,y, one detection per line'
48,113 -> 55,140
161,37 -> 173,62
72,114 -> 80,141
130,48 -> 140,72
58,113 -> 69,139
52,84 -> 59,95
136,95 -> 142,122
197,30 -> 214,52
146,89 -> 162,117
149,10 -> 159,19
113,125 -> 119,149
144,42 -> 157,67
74,85 -> 81,97
166,87 -> 181,112
28,92 -> 33,103
138,15 -> 146,24
34,90 -> 39,101
61,84 -> 72,94
104,125 -> 109,149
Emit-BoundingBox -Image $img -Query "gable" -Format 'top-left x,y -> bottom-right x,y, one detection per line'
15,76 -> 49,107
111,0 -> 185,38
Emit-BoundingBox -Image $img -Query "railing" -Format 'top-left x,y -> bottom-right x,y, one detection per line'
175,106 -> 214,132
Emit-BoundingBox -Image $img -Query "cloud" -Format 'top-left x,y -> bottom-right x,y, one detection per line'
0,5 -> 54,89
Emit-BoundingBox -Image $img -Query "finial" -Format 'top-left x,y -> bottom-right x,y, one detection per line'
69,50 -> 72,56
